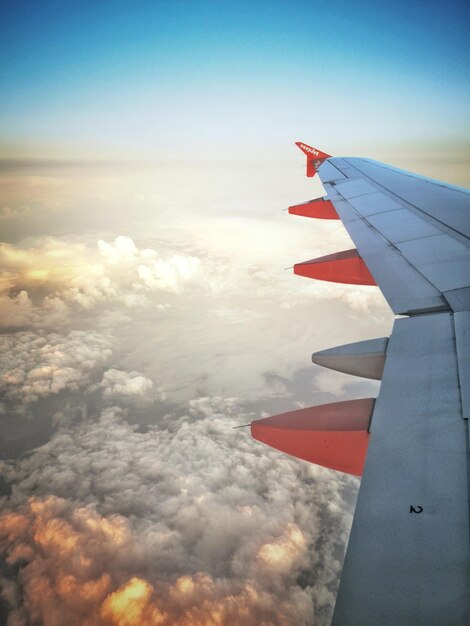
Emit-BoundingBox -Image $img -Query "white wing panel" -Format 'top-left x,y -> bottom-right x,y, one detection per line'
318,159 -> 347,182
347,192 -> 403,216
332,313 -> 470,625
343,158 -> 470,238
367,209 -> 441,243
455,311 -> 470,420
396,234 -> 470,292
319,157 -> 470,313
334,179 -> 377,199
329,197 -> 448,314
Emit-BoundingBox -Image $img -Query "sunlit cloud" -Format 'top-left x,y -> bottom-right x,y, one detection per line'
0,399 -> 358,625
258,523 -> 307,573
0,236 -> 201,328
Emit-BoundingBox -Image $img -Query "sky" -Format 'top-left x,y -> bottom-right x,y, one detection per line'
1,0 -> 469,165
0,1 -> 469,625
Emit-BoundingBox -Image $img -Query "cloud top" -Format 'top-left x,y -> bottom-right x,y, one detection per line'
0,236 -> 201,328
0,331 -> 112,407
0,401 -> 357,625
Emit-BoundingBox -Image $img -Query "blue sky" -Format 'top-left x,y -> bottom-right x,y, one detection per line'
1,0 -> 469,159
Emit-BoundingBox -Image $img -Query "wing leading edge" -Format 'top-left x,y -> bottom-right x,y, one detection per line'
249,142 -> 470,624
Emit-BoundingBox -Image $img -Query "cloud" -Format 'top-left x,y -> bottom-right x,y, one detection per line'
0,400 -> 358,625
0,162 -> 392,626
257,523 -> 307,574
0,330 -> 112,407
314,370 -> 353,397
0,226 -> 388,332
100,369 -> 156,400
136,255 -> 201,293
0,227 -> 391,405
0,206 -> 32,220
0,289 -> 69,330
0,495 -> 311,626
0,236 -> 201,328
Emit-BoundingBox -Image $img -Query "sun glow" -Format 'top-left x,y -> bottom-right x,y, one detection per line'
100,577 -> 166,626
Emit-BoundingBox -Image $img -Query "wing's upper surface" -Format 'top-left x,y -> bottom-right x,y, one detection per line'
250,145 -> 470,624
319,157 -> 470,314
317,156 -> 470,625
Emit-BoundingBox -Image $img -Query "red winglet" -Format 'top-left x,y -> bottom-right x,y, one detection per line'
288,198 -> 339,219
294,249 -> 377,286
295,141 -> 331,177
251,398 -> 374,475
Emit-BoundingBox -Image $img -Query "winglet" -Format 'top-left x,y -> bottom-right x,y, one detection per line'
295,141 -> 331,177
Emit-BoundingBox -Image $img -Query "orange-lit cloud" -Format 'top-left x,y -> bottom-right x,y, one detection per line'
0,495 -> 316,626
0,497 -> 156,625
100,578 -> 166,626
258,523 -> 306,573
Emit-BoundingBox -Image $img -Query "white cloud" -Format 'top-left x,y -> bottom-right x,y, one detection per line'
0,206 -> 32,220
100,368 -> 155,399
314,370 -> 352,397
0,162 -> 394,626
137,254 -> 201,293
0,330 -> 112,406
0,236 -> 201,328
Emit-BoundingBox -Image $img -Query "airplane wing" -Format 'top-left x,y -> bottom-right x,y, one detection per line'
251,143 -> 470,624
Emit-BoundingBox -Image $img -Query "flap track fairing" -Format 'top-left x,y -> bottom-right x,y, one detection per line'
251,398 -> 375,476
288,197 -> 339,219
294,249 -> 377,286
312,338 -> 388,380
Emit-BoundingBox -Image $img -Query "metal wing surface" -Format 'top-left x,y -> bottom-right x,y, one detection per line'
251,145 -> 470,624
320,157 -> 470,314
317,156 -> 470,625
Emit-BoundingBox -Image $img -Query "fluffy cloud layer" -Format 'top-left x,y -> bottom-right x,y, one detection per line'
99,369 -> 157,402
0,236 -> 201,328
0,228 -> 389,333
0,496 -> 312,626
0,401 -> 357,625
0,162 -> 390,625
0,229 -> 391,406
0,331 -> 112,408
